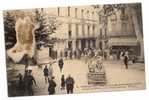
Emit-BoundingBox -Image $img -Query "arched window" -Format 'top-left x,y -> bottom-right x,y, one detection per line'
88,25 -> 90,36
75,8 -> 78,18
57,7 -> 60,16
68,23 -> 72,38
76,24 -> 78,36
81,9 -> 84,18
93,25 -> 95,35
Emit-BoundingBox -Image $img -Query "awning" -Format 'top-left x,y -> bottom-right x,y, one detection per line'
109,38 -> 139,46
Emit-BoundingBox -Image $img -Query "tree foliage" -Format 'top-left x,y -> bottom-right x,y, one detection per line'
34,9 -> 58,49
4,12 -> 16,49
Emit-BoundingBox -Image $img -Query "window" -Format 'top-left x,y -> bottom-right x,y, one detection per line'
88,25 -> 90,36
68,30 -> 72,38
87,10 -> 89,18
75,8 -> 78,18
121,8 -> 125,16
68,23 -> 72,38
76,24 -> 78,36
93,25 -> 95,36
81,9 -> 84,18
121,7 -> 126,20
82,24 -> 85,35
41,8 -> 43,12
92,12 -> 94,19
57,7 -> 60,16
68,6 -> 70,16
68,41 -> 72,49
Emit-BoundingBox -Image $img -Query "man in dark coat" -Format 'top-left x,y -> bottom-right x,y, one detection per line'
124,55 -> 128,69
26,71 -> 37,96
48,77 -> 57,95
43,65 -> 49,83
61,74 -> 65,90
58,58 -> 64,72
66,75 -> 75,94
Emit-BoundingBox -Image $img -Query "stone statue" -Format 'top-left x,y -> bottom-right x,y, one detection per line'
7,14 -> 36,63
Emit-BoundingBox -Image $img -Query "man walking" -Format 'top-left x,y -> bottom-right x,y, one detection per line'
26,71 -> 37,96
124,55 -> 128,69
43,65 -> 49,83
48,77 -> 57,95
58,58 -> 64,72
66,75 -> 75,94
61,74 -> 65,90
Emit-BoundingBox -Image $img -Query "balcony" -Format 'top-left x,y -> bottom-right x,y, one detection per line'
98,35 -> 109,40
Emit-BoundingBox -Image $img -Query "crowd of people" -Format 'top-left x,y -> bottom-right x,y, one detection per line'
46,74 -> 75,95
14,48 -> 134,96
60,48 -> 110,63
45,58 -> 75,95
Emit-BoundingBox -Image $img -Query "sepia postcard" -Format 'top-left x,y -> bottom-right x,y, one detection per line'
3,3 -> 146,97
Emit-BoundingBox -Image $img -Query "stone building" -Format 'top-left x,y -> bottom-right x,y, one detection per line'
105,3 -> 143,59
44,6 -> 100,58
44,4 -> 144,59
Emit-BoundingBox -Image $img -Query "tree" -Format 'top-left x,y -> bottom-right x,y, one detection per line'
33,8 -> 61,64
4,12 -> 16,50
34,9 -> 58,50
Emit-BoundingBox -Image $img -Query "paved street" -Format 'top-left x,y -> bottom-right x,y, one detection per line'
7,59 -> 146,96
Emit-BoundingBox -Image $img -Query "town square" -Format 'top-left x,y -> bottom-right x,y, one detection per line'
3,3 -> 145,97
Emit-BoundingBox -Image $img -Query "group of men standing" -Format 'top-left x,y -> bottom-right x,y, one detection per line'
17,69 -> 37,96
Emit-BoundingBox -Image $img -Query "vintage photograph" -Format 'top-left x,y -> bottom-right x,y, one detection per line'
3,3 -> 145,97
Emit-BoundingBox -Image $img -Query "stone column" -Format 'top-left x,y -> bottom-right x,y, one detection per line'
78,40 -> 82,50
96,38 -> 99,49
89,40 -> 92,48
131,7 -> 144,60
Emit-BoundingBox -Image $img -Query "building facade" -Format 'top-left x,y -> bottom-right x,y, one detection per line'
105,4 -> 143,59
43,4 -> 143,59
45,6 -> 100,58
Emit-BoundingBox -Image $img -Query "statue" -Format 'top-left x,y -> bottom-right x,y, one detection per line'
7,13 -> 36,63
